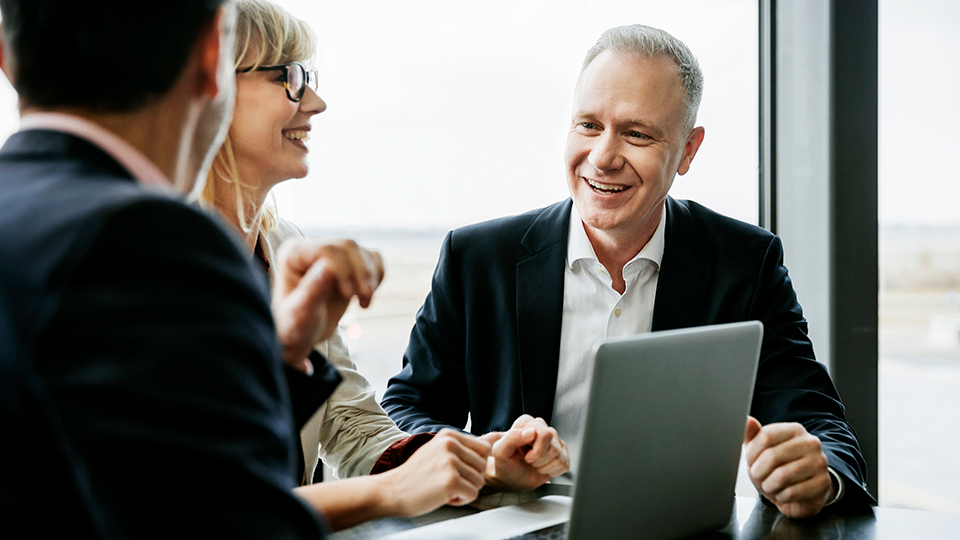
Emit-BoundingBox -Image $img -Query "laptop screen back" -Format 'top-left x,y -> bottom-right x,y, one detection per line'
567,321 -> 762,540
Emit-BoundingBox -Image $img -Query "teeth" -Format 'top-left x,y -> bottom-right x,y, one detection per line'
283,130 -> 310,142
585,178 -> 625,193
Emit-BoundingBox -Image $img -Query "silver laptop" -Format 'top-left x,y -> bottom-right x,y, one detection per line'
382,321 -> 763,540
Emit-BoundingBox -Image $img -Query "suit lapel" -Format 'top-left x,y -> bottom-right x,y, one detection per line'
516,199 -> 571,423
652,197 -> 706,331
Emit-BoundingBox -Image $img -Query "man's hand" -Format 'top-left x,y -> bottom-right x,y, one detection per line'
482,415 -> 570,491
743,416 -> 834,518
379,429 -> 491,516
271,238 -> 383,372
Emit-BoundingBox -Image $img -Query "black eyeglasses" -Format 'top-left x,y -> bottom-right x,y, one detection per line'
236,61 -> 318,103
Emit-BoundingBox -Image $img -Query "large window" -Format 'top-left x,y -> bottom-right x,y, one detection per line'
878,0 -> 960,512
271,0 -> 759,232
265,0 -> 758,404
0,0 -> 760,483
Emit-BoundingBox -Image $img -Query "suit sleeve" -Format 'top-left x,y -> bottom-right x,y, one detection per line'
381,231 -> 472,434
34,199 -> 328,538
749,236 -> 876,507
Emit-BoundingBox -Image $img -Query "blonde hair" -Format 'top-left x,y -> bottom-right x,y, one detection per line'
201,0 -> 317,235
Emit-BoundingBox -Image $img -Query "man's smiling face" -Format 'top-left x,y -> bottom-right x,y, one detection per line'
565,50 -> 702,245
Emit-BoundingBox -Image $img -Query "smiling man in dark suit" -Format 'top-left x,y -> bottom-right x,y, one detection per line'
383,24 -> 875,518
0,0 -> 385,537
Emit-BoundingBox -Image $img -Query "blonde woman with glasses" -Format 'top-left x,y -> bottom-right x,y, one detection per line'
201,0 -> 569,531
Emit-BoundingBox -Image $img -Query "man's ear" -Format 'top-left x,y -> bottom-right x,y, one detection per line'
677,126 -> 705,176
0,24 -> 13,86
195,6 -> 234,100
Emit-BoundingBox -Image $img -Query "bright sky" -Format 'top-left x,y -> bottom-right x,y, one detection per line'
0,0 -> 955,229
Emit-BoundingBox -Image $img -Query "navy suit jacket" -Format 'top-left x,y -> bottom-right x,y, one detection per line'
383,197 -> 874,507
0,130 -> 338,538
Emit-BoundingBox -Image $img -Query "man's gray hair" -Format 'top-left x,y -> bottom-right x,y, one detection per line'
582,24 -> 703,132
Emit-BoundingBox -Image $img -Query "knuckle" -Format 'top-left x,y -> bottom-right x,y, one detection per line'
761,475 -> 780,495
441,439 -> 459,453
772,467 -> 790,487
808,436 -> 823,452
754,430 -> 771,449
444,473 -> 460,491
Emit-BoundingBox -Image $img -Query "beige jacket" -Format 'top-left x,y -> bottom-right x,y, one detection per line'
263,219 -> 407,481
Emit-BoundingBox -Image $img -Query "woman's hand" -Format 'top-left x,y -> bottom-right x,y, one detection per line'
379,429 -> 492,517
271,238 -> 383,372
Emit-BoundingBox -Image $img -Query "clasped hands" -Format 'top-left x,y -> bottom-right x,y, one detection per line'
383,416 -> 570,516
743,416 -> 836,518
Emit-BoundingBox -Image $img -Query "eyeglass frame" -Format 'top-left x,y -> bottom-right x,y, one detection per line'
235,61 -> 318,103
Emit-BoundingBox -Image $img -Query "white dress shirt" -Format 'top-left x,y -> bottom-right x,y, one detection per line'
552,203 -> 666,475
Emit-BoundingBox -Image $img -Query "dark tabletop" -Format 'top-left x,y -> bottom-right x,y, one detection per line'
330,484 -> 960,539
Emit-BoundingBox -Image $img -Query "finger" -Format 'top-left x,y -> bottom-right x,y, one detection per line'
743,422 -> 805,466
494,427 -> 536,458
290,261 -> 351,343
744,416 -> 762,445
370,250 -> 385,285
536,456 -> 568,477
275,240 -> 311,284
750,433 -> 823,485
442,468 -> 483,507
759,448 -> 827,497
528,430 -> 560,468
768,467 -> 832,505
451,454 -> 487,489
278,240 -> 342,286
319,246 -> 363,301
436,431 -> 488,473
511,414 -> 535,430
357,247 -> 384,292
480,431 -> 505,445
285,245 -> 357,305
443,429 -> 493,461
446,479 -> 481,507
543,437 -> 570,474
337,240 -> 375,302
294,259 -> 339,310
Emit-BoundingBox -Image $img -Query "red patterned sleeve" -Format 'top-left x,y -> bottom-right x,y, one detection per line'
369,432 -> 437,475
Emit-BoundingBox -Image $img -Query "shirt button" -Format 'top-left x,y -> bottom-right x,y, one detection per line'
596,267 -> 604,276
614,308 -> 622,317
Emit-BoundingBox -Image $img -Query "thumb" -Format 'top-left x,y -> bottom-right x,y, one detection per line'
296,259 -> 339,307
744,416 -> 762,444
494,427 -> 536,457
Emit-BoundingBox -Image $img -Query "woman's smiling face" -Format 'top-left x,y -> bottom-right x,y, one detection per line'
230,61 -> 326,191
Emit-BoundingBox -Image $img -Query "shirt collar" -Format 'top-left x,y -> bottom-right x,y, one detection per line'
18,112 -> 173,190
566,201 -> 667,271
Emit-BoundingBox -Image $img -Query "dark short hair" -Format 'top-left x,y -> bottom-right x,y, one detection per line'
0,0 -> 228,112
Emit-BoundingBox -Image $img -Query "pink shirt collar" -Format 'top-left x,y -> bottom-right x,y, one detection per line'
19,112 -> 173,190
